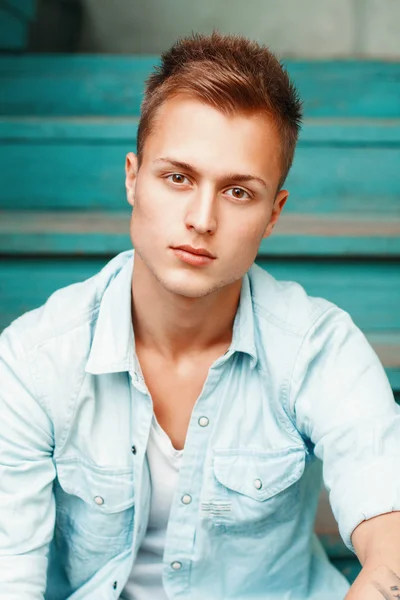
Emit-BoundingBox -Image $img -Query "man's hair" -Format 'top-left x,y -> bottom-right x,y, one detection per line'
137,32 -> 303,191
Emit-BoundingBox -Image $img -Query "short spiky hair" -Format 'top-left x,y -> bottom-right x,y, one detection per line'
137,32 -> 303,191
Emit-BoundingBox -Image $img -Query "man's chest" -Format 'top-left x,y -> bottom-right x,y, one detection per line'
51,359 -> 317,591
135,348 -> 228,451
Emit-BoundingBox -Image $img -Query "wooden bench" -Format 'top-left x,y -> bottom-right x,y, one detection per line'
0,56 -> 399,583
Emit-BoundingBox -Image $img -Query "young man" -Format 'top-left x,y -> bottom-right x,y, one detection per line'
1,32 -> 400,600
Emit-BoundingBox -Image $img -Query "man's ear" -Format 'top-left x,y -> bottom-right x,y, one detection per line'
262,189 -> 289,239
125,152 -> 138,208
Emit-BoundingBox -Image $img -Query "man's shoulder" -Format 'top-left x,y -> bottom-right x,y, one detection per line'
248,262 -> 340,338
1,250 -> 134,357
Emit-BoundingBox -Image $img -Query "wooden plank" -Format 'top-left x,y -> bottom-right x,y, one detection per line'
0,140 -> 399,213
300,119 -> 400,144
256,258 -> 400,335
1,211 -> 399,257
0,116 -> 140,141
2,117 -> 400,144
0,57 -> 399,117
0,56 -> 154,117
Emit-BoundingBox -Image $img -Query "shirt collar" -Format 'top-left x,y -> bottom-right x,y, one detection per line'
85,255 -> 135,375
229,271 -> 258,369
85,253 -> 258,375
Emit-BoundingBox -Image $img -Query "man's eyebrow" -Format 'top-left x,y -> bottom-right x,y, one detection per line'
154,157 -> 270,190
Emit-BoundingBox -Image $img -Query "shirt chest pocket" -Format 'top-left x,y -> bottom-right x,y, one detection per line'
207,446 -> 306,535
54,459 -> 135,559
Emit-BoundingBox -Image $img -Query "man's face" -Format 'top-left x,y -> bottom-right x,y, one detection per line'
125,96 -> 288,298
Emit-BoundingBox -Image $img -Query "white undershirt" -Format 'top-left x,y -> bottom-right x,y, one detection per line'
121,416 -> 183,600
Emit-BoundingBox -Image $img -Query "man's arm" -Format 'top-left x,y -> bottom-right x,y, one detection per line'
290,305 -> 400,595
344,512 -> 400,599
0,325 -> 56,599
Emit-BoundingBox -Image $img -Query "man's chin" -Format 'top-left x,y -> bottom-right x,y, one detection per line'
161,280 -> 220,299
155,271 -> 225,299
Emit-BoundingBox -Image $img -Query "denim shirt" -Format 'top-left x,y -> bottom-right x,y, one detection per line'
1,250 -> 399,600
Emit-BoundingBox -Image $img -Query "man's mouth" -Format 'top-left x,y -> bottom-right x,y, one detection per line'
173,245 -> 216,259
171,245 -> 216,266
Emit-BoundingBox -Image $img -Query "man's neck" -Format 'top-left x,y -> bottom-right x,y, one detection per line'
131,255 -> 242,361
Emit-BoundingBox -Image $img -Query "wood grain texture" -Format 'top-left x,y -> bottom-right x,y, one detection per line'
2,116 -> 400,143
1,57 -> 399,117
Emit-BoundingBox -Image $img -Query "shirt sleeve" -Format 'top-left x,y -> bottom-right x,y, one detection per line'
290,305 -> 400,554
0,325 -> 56,599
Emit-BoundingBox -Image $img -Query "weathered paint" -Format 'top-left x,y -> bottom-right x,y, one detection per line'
1,57 -> 400,118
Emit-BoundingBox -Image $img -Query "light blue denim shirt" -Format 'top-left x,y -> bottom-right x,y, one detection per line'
1,250 -> 399,600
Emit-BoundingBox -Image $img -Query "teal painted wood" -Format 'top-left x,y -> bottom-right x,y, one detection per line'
1,138 -> 399,213
0,9 -> 28,50
330,559 -> 361,584
1,211 -> 399,257
300,119 -> 400,144
2,117 -> 400,144
256,259 -> 400,332
0,56 -> 154,116
1,57 -> 399,117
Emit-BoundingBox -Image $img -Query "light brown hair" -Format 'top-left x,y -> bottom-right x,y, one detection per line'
137,32 -> 303,191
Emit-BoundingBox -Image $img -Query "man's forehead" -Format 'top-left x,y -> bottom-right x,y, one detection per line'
142,95 -> 282,185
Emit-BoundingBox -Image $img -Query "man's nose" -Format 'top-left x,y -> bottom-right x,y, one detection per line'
184,187 -> 217,235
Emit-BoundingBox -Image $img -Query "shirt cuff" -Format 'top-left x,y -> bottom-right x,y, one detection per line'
335,457 -> 400,554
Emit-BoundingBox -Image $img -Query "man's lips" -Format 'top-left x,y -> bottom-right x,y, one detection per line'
173,245 -> 216,259
171,245 -> 216,266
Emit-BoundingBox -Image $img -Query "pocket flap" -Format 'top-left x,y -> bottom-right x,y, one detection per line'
56,459 -> 135,514
213,446 -> 306,502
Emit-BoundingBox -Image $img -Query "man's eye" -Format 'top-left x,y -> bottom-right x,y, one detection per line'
167,173 -> 189,185
225,187 -> 251,200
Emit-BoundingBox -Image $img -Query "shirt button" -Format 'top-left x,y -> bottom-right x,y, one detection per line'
181,494 -> 192,505
198,416 -> 209,427
113,581 -> 118,590
171,561 -> 182,570
94,495 -> 104,505
254,479 -> 263,490
131,445 -> 137,455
